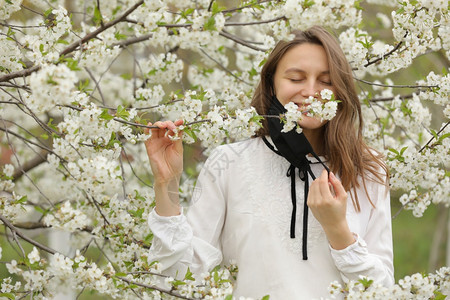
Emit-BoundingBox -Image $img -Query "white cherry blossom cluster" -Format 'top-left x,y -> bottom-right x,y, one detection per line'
142,52 -> 184,84
43,200 -> 92,231
27,64 -> 77,113
305,89 -> 339,121
0,164 -> 14,191
327,266 -> 450,299
0,35 -> 23,74
282,102 -> 304,133
0,0 -> 22,20
417,72 -> 450,116
283,0 -> 362,30
281,89 -> 339,133
20,6 -> 73,64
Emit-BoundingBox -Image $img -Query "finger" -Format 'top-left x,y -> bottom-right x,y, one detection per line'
318,169 -> 333,199
153,121 -> 169,139
145,122 -> 152,135
329,172 -> 348,200
174,119 -> 184,126
164,120 -> 176,131
307,177 -> 321,206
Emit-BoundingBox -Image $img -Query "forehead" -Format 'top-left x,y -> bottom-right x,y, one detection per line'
277,43 -> 329,72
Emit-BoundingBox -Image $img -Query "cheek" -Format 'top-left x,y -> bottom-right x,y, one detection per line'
276,83 -> 298,103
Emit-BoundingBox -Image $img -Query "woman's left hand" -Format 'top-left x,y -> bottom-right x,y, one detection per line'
307,170 -> 356,250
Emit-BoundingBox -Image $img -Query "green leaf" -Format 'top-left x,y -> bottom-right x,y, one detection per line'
182,127 -> 198,141
34,206 -> 49,216
181,8 -> 195,18
114,31 -> 127,40
112,6 -> 122,16
77,79 -> 90,92
248,67 -> 258,77
116,105 -> 130,120
437,133 -> 450,143
211,2 -> 221,14
56,39 -> 69,45
93,6 -> 103,25
99,109 -> 115,121
129,208 -> 144,218
225,295 -> 233,300
16,195 -> 28,204
184,267 -> 195,281
203,16 -> 216,31
358,277 -> 374,288
433,290 -> 447,300
261,296 -> 270,300
0,293 -> 15,300
44,8 -> 53,18
63,57 -> 81,71
172,279 -> 186,286
302,0 -> 315,9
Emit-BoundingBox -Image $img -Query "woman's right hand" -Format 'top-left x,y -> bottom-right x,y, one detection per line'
144,120 -> 184,185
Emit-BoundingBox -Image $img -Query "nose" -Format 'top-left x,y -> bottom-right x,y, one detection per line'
300,79 -> 319,98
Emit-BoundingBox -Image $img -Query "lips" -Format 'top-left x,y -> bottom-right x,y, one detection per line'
294,102 -> 310,114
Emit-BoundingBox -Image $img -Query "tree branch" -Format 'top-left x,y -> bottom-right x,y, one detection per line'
12,151 -> 49,180
60,0 -> 144,56
369,94 -> 414,102
116,276 -> 195,300
419,121 -> 450,153
0,1 -> 145,83
355,78 -> 438,89
0,214 -> 57,255
224,16 -> 285,26
219,31 -> 267,52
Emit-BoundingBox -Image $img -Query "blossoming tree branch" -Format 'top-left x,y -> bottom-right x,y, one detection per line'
0,0 -> 448,299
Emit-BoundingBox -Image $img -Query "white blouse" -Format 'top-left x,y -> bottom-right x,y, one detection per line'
148,137 -> 394,299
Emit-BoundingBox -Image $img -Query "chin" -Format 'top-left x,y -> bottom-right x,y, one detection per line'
298,117 -> 327,130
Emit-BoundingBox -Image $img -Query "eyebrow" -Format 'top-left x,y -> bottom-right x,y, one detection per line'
284,68 -> 330,75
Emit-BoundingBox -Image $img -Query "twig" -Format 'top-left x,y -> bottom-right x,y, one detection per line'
0,1 -> 145,83
12,151 -> 49,180
224,16 -> 285,26
60,0 -> 144,56
0,126 -> 53,156
199,48 -> 251,85
222,0 -> 272,13
369,94 -> 414,102
419,121 -> 450,153
355,78 -> 438,89
0,214 -> 57,255
0,66 -> 40,83
116,276 -> 195,300
219,31 -> 267,52
364,32 -> 408,67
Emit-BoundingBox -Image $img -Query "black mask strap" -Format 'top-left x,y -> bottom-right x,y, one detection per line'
262,96 -> 330,260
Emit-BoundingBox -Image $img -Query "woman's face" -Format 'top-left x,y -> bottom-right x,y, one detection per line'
273,43 -> 335,132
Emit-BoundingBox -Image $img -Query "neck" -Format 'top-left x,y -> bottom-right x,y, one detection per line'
302,128 -> 325,156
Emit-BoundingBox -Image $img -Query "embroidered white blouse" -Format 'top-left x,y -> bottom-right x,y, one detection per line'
148,137 -> 394,299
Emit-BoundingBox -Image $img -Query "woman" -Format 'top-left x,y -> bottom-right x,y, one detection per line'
145,26 -> 394,299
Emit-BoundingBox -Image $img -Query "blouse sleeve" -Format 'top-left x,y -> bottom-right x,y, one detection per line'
147,147 -> 227,278
329,179 -> 394,287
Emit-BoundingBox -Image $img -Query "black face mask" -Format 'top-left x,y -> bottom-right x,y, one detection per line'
262,95 -> 330,260
266,95 -> 328,172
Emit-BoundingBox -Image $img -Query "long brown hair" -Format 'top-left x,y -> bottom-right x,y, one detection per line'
251,26 -> 388,211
